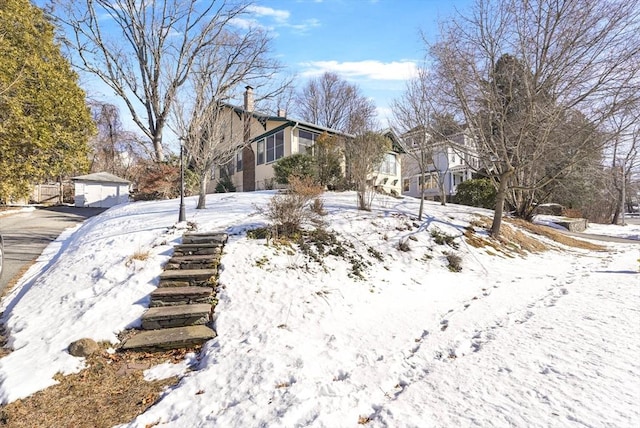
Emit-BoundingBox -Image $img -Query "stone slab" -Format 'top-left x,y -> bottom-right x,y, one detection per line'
158,268 -> 217,287
173,245 -> 222,256
150,286 -> 213,306
165,255 -> 219,270
143,303 -> 211,321
169,254 -> 219,262
555,218 -> 588,232
141,303 -> 211,329
160,268 -> 217,280
182,233 -> 228,245
121,325 -> 216,351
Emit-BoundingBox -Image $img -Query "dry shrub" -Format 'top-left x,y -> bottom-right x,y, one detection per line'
444,251 -> 463,272
310,197 -> 326,216
131,160 -> 180,201
132,248 -> 150,261
561,208 -> 583,218
263,176 -> 324,237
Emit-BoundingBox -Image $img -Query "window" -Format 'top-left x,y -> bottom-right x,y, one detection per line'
419,174 -> 438,190
298,130 -> 318,154
266,130 -> 285,163
257,140 -> 265,165
379,153 -> 397,175
403,178 -> 410,192
236,151 -> 242,172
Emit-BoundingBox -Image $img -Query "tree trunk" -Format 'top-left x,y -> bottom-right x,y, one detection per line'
152,133 -> 164,162
197,171 -> 210,209
418,171 -> 425,220
490,169 -> 514,238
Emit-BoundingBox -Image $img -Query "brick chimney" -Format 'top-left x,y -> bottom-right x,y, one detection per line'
244,85 -> 254,112
277,108 -> 286,118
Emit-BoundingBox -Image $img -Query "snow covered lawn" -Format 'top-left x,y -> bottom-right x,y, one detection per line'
0,191 -> 638,427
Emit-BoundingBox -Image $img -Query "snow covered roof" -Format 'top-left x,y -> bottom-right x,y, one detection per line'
71,172 -> 130,184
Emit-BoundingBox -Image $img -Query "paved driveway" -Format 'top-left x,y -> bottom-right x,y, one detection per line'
0,206 -> 106,293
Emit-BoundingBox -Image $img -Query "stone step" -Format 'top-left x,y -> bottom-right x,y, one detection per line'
121,325 -> 216,352
141,303 -> 211,330
150,286 -> 214,307
173,244 -> 223,256
182,233 -> 228,245
158,268 -> 218,287
165,254 -> 220,270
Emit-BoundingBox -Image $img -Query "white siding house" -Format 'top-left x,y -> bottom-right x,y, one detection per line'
72,172 -> 130,208
401,131 -> 478,201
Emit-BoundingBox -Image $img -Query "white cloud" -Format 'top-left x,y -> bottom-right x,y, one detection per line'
246,5 -> 290,23
287,18 -> 321,34
245,5 -> 319,35
299,60 -> 418,81
229,16 -> 263,30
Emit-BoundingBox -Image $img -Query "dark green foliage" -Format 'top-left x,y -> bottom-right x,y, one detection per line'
273,154 -> 316,185
314,133 -> 344,189
430,228 -> 459,249
296,228 -> 371,280
215,174 -> 236,193
367,246 -> 384,261
246,227 -> 271,240
454,179 -> 497,210
0,0 -> 95,202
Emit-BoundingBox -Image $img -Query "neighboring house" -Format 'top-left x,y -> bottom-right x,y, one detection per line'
401,130 -> 479,201
72,172 -> 130,208
210,87 -> 403,195
372,129 -> 404,196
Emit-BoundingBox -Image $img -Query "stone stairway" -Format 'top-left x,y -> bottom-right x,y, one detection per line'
121,232 -> 227,352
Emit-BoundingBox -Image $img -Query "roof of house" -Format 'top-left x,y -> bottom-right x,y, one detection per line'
72,172 -> 131,184
223,103 -> 354,140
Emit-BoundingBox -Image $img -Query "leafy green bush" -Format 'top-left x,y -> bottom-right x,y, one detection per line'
273,154 -> 316,185
215,174 -> 236,193
454,178 -> 497,209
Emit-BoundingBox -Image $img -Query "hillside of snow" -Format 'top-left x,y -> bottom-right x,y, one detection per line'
0,191 -> 638,427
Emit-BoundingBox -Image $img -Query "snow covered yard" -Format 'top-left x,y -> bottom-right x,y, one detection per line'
0,191 -> 638,427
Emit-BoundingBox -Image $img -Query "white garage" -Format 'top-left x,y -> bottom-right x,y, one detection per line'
72,172 -> 130,208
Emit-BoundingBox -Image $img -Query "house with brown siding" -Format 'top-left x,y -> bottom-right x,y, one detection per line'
210,87 -> 403,195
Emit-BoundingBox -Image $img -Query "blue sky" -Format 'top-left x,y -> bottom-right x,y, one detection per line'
40,0 -> 474,138
245,0 -> 474,124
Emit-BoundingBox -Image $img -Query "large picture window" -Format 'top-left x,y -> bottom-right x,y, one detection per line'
298,129 -> 318,154
266,130 -> 284,163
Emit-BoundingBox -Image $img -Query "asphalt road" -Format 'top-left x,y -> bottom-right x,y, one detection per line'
0,206 -> 106,293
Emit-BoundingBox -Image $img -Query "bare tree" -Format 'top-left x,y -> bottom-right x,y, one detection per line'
392,68 -> 452,219
346,131 -> 390,210
610,110 -> 640,224
295,72 -> 377,134
428,0 -> 640,237
51,0 -> 254,162
172,27 -> 288,209
88,100 -> 150,179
